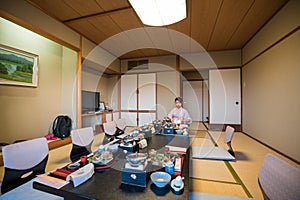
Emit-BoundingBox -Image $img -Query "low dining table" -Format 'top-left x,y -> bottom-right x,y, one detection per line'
33,134 -> 191,200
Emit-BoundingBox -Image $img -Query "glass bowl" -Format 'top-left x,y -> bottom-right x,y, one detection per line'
126,152 -> 148,167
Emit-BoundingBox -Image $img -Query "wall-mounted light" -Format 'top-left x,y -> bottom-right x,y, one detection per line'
129,0 -> 187,26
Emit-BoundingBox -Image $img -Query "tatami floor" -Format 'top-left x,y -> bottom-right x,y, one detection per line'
0,122 -> 299,199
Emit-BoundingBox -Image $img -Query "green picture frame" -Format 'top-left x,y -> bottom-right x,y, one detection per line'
0,44 -> 38,87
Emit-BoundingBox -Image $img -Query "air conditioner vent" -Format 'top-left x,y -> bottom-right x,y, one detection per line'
128,59 -> 149,70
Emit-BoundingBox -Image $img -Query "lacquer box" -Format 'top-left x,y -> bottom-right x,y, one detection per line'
121,168 -> 148,187
119,142 -> 139,152
164,127 -> 174,134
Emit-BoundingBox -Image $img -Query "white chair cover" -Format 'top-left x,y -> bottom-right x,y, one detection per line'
71,127 -> 94,147
103,121 -> 117,136
2,137 -> 48,170
115,118 -> 126,130
258,153 -> 300,200
224,126 -> 235,144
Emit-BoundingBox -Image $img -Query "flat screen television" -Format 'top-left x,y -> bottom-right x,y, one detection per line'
82,90 -> 100,113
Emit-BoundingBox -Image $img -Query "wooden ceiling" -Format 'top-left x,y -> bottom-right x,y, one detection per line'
27,0 -> 287,60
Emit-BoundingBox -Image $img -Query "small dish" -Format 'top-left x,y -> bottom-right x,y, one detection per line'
170,179 -> 184,192
100,150 -> 113,160
92,157 -> 113,165
67,162 -> 80,170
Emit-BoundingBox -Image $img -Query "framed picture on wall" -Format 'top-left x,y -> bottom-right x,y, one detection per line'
0,44 -> 38,87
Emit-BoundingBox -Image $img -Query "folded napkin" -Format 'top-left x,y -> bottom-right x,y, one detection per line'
66,163 -> 94,187
165,145 -> 187,154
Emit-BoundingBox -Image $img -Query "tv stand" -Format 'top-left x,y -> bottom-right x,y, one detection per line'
81,111 -> 113,133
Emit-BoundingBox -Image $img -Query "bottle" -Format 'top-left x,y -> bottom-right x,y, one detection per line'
165,161 -> 174,175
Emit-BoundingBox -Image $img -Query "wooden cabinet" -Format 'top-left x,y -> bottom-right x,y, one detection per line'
81,111 -> 113,133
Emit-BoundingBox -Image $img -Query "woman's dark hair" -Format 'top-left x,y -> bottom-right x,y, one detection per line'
175,97 -> 183,104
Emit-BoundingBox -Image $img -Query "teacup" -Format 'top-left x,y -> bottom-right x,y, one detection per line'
80,156 -> 88,164
173,176 -> 183,187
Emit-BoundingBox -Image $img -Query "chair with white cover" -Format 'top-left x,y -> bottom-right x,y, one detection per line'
103,121 -> 117,136
224,126 -> 235,157
70,127 -> 94,162
114,118 -> 127,135
1,137 -> 49,194
258,153 -> 300,200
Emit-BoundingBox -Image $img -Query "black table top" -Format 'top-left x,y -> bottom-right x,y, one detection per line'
34,134 -> 190,200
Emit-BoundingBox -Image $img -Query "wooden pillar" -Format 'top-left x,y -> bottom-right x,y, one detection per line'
76,36 -> 82,128
176,55 -> 181,97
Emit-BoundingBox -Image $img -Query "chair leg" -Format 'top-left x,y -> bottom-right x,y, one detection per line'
227,142 -> 235,157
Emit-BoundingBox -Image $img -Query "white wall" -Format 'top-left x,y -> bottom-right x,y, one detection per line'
0,18 -> 76,142
242,0 -> 300,161
0,0 -> 80,48
243,0 -> 300,64
61,47 -> 77,129
180,50 -> 241,71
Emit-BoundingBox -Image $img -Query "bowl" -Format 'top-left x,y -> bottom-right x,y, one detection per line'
108,143 -> 119,152
175,129 -> 183,134
126,152 -> 148,167
151,172 -> 171,188
100,150 -> 113,160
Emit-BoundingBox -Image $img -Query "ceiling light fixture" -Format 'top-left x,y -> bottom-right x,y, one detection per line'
128,0 -> 187,26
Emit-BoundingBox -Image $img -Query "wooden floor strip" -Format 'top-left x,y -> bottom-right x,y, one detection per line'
190,177 -> 238,185
204,127 -> 253,198
224,159 -> 253,198
189,178 -> 249,197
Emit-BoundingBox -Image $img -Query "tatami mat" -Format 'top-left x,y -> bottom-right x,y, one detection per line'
190,179 -> 249,197
189,130 -> 208,138
190,138 -> 214,147
189,192 -> 255,200
189,122 -> 207,131
46,144 -> 71,172
207,130 -> 223,144
189,159 -> 236,183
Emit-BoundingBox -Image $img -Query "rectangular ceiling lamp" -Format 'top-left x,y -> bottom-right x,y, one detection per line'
129,0 -> 187,26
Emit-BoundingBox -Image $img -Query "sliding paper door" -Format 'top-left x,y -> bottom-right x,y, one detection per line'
182,81 -> 202,121
121,73 -> 156,126
121,74 -> 137,126
138,73 -> 156,125
209,69 -> 241,124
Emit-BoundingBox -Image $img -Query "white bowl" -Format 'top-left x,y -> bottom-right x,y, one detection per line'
151,172 -> 171,188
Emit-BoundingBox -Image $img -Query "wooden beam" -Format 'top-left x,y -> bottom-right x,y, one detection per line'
62,7 -> 132,23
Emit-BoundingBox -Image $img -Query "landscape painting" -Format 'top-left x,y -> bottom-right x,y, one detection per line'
0,44 -> 38,87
